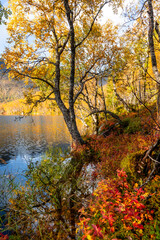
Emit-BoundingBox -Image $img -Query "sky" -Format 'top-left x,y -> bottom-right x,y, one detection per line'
0,0 -> 124,55
0,0 -> 8,55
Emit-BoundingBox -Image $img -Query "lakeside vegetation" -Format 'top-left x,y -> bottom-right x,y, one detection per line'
0,108 -> 160,239
0,0 -> 160,239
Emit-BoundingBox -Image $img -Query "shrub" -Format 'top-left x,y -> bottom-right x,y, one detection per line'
77,169 -> 158,240
124,117 -> 142,134
5,148 -> 97,239
143,176 -> 160,239
120,150 -> 145,180
0,232 -> 9,240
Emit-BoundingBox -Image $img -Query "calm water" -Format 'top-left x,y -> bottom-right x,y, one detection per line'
0,115 -> 71,179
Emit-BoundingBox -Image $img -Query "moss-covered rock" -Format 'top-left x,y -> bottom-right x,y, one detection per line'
123,117 -> 142,134
121,150 -> 145,181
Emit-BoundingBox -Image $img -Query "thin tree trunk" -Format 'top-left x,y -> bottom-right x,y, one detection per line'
139,77 -> 142,101
100,78 -> 108,121
112,76 -> 134,111
147,0 -> 160,125
84,84 -> 97,129
94,78 -> 99,134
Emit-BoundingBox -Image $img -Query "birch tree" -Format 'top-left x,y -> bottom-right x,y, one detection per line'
3,0 -> 123,145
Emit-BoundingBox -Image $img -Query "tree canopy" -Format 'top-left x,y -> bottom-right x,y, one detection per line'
2,0 -> 160,142
3,0 -> 123,145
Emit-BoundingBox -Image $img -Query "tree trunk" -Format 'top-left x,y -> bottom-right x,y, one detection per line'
147,0 -> 160,126
94,78 -> 99,134
54,90 -> 84,145
62,0 -> 85,146
100,78 -> 108,121
51,0 -> 85,146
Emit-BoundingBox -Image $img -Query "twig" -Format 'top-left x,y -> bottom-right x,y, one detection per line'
138,153 -> 160,189
148,154 -> 160,164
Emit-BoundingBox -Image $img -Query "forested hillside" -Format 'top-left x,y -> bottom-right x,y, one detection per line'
0,59 -> 34,114
0,59 -> 58,115
0,59 -> 25,101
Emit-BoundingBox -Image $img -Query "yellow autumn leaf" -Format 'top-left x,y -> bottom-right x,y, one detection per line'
87,235 -> 93,240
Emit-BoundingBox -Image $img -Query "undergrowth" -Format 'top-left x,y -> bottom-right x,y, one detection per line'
1,108 -> 160,239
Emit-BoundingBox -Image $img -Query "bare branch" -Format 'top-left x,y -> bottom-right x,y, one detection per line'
87,109 -> 122,123
76,1 -> 111,48
59,32 -> 70,55
142,139 -> 160,162
148,155 -> 160,164
138,152 -> 160,189
26,91 -> 55,115
12,69 -> 55,91
73,59 -> 100,103
121,0 -> 147,27
113,76 -> 136,112
155,21 -> 160,42
126,75 -> 160,128
73,82 -> 85,104
73,76 -> 94,104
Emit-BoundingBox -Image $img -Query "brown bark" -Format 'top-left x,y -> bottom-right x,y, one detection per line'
100,78 -> 108,121
87,109 -> 122,124
147,0 -> 160,126
155,21 -> 160,42
51,0 -> 85,146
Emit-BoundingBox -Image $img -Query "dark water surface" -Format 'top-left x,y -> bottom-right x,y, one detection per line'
0,115 -> 71,180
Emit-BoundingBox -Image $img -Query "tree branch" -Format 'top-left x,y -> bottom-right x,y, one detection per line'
59,32 -> 70,55
73,59 -> 99,103
12,69 -> 55,91
155,21 -> 160,42
26,91 -> 55,115
113,76 -> 136,112
75,0 -> 111,48
87,109 -> 122,123
138,152 -> 160,189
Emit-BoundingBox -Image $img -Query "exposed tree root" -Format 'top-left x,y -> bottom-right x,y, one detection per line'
138,139 -> 160,188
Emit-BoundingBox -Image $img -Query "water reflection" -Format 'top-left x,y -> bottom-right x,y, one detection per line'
0,115 -> 71,176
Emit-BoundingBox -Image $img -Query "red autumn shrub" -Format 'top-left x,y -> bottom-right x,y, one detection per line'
0,232 -> 9,240
77,169 -> 154,240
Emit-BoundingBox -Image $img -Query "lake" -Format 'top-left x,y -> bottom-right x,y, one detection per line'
0,115 -> 71,232
0,115 -> 71,182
